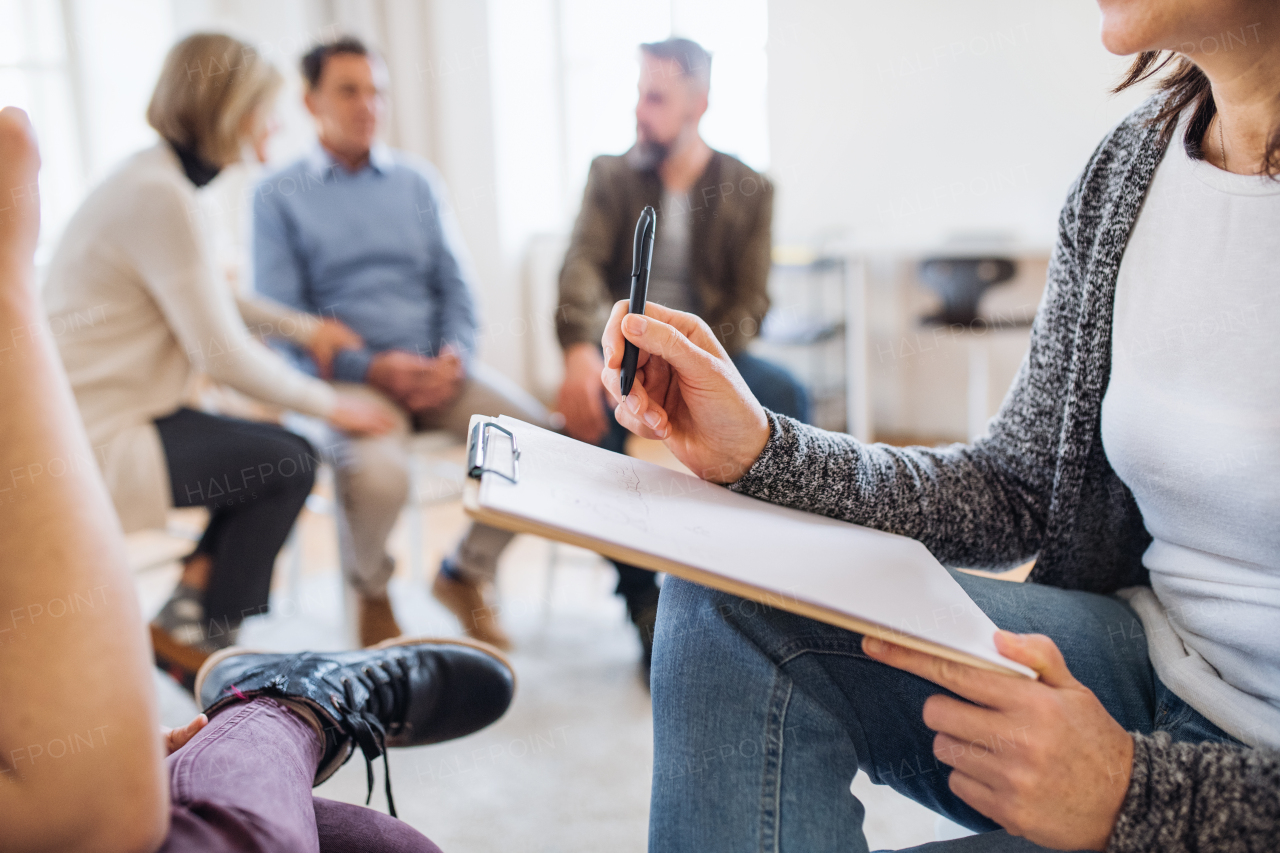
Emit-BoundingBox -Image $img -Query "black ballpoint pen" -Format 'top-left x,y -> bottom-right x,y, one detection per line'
620,205 -> 656,399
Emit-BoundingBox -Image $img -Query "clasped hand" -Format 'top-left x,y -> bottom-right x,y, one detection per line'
367,346 -> 464,413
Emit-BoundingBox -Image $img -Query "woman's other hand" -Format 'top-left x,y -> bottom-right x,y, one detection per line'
327,392 -> 397,436
862,631 -> 1133,851
601,300 -> 769,483
557,343 -> 610,444
306,319 -> 364,380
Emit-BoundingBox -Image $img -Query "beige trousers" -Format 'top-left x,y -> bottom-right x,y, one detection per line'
294,363 -> 551,599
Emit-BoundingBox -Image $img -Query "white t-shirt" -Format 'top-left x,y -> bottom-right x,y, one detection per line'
1102,115 -> 1280,739
647,189 -> 698,314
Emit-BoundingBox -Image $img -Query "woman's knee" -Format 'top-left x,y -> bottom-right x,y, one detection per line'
655,577 -> 721,642
652,578 -> 762,689
263,432 -> 319,498
658,577 -> 795,644
653,579 -> 709,677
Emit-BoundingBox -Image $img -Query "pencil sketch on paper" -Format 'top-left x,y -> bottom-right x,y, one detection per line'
473,415 -> 1036,678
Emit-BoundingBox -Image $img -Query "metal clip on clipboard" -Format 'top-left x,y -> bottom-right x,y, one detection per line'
467,420 -> 520,484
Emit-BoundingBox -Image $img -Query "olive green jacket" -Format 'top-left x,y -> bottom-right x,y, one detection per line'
556,149 -> 773,355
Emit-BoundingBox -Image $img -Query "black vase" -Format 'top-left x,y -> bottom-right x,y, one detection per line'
918,257 -> 1017,326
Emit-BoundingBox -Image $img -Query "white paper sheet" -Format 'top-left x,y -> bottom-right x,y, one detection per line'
476,416 -> 1034,677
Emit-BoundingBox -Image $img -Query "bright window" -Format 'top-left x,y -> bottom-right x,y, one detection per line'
0,0 -> 84,262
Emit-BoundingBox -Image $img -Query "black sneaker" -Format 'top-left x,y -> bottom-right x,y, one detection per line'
194,637 -> 515,815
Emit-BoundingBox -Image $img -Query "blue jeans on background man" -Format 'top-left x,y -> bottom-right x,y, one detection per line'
649,568 -> 1241,852
603,351 -> 811,613
602,349 -> 812,457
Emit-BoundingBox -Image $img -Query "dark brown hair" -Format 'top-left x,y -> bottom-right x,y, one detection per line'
301,35 -> 371,89
640,37 -> 712,90
1116,51 -> 1280,176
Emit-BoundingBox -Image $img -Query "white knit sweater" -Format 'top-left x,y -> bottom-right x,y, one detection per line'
42,144 -> 336,532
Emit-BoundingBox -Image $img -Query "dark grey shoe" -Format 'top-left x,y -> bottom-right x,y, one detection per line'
153,582 -> 238,653
194,637 -> 515,815
151,583 -> 237,693
627,586 -> 661,676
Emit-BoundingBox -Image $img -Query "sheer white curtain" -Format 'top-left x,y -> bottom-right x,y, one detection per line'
1,0 -> 173,263
0,0 -> 87,262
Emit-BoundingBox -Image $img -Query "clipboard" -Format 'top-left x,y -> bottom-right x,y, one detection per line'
463,415 -> 1035,678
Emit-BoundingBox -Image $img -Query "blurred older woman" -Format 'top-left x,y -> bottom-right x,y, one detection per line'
42,33 -> 394,685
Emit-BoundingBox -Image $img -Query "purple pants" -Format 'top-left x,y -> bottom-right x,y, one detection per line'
158,697 -> 442,853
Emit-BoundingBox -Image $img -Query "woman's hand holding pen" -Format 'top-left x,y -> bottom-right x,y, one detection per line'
601,300 -> 770,483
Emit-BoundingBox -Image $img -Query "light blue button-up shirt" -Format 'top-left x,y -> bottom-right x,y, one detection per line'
251,144 -> 478,383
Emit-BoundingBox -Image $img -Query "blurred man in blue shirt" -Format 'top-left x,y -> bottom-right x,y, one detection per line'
254,36 -> 548,649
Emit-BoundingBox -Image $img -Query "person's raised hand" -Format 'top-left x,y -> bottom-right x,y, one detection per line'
0,107 -> 41,268
161,714 -> 208,756
327,392 -> 397,436
306,318 -> 364,380
601,300 -> 769,483
861,630 -> 1133,851
557,343 -> 609,443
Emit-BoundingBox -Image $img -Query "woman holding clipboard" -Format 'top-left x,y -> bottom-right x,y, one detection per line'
603,1 -> 1280,849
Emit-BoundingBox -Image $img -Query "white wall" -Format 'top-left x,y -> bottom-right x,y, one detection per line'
764,1 -> 1161,440
70,0 -> 172,180
767,0 -> 1155,251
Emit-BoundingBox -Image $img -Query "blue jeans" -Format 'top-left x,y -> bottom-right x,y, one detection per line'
650,570 -> 1240,852
729,351 -> 811,424
604,351 -> 811,606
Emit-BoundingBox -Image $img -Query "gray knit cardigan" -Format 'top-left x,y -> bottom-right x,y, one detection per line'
728,96 -> 1279,852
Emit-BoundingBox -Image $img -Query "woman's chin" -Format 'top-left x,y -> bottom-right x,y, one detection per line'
1096,2 -> 1170,57
1099,23 -> 1148,57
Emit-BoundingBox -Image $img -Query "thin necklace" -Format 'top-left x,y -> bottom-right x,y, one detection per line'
1217,112 -> 1228,172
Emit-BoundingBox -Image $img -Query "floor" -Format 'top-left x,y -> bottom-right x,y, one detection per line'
137,438 -> 971,853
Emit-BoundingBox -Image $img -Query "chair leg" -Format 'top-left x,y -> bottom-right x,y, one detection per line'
541,541 -> 561,625
406,452 -> 426,585
282,522 -> 303,611
406,503 -> 424,585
